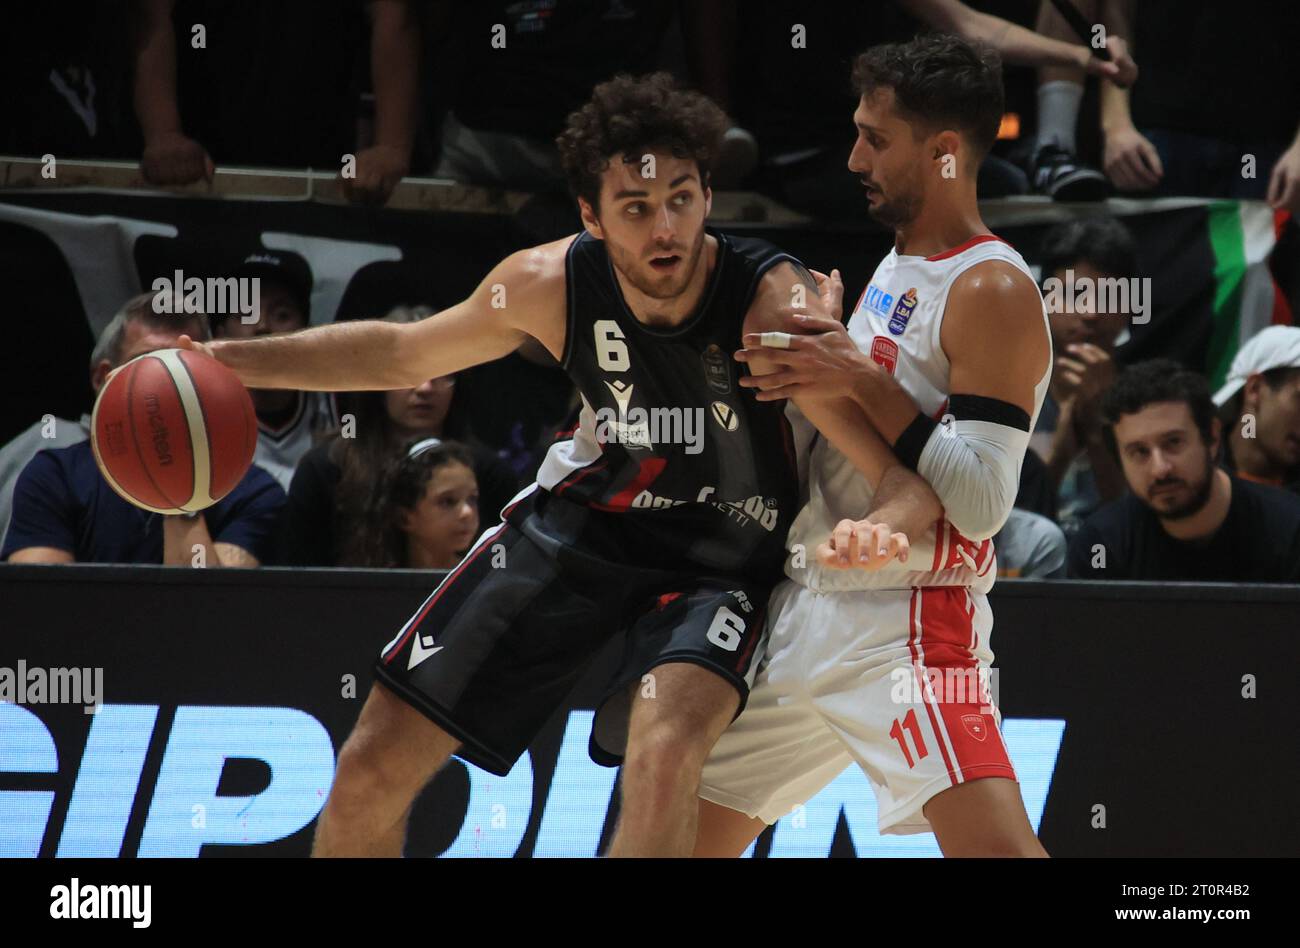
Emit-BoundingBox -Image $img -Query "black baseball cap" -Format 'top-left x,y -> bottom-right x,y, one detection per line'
231,251 -> 313,319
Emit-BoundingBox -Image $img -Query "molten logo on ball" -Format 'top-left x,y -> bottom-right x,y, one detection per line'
91,348 -> 256,514
143,393 -> 174,467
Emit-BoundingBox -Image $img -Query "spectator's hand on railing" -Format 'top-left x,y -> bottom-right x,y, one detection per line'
341,144 -> 409,206
1103,123 -> 1163,192
141,132 -> 214,186
1267,139 -> 1300,215
1083,34 -> 1138,89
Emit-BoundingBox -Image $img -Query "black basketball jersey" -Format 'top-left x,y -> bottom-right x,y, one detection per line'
522,228 -> 809,583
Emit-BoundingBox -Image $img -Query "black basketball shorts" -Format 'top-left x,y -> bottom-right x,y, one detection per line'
374,491 -> 771,776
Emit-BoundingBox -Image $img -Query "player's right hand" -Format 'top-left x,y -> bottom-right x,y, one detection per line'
817,518 -> 910,571
141,132 -> 214,187
175,334 -> 215,360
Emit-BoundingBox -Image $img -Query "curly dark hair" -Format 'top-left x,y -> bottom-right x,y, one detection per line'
350,439 -> 476,568
556,71 -> 729,210
852,33 -> 1004,162
1099,359 -> 1217,459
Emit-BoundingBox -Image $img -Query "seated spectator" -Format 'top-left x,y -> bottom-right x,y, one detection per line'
277,305 -> 518,567
1026,216 -> 1133,535
994,507 -> 1067,578
210,251 -> 338,492
1213,326 -> 1300,495
0,292 -> 210,541
2,316 -> 284,566
1099,0 -> 1300,211
352,438 -> 480,569
1068,359 -> 1300,581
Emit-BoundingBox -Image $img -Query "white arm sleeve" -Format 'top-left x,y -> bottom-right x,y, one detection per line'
914,417 -> 1030,542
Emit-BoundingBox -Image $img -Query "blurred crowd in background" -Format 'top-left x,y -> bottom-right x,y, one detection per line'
3,0 -> 1298,210
1,0 -> 1298,582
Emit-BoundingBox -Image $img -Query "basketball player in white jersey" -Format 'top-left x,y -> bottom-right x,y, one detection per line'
693,34 -> 1053,857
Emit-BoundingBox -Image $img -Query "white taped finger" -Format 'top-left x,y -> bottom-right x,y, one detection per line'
759,331 -> 794,349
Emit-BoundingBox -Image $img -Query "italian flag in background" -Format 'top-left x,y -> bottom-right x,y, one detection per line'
1206,204 -> 1296,386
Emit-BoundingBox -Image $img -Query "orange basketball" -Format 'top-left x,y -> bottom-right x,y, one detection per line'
90,348 -> 257,514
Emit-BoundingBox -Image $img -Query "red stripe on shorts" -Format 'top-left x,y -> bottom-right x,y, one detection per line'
914,587 -> 1015,782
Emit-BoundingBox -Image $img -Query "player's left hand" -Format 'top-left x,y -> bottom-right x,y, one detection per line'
341,144 -> 409,206
816,517 -> 910,570
735,313 -> 869,401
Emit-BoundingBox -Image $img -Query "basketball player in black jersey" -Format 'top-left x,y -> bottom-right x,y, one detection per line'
180,73 -> 934,856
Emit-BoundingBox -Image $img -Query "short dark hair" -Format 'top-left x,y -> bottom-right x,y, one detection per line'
1100,359 -> 1216,458
851,34 -> 1004,162
556,72 -> 728,210
1040,217 -> 1139,283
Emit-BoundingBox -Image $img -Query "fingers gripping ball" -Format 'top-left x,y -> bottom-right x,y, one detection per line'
91,348 -> 257,513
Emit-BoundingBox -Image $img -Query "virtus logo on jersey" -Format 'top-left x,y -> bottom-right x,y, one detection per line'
888,288 -> 919,335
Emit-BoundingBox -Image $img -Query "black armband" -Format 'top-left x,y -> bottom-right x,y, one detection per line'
947,394 -> 1031,431
893,411 -> 938,472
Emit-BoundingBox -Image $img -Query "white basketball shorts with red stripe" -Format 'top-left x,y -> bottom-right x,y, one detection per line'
698,579 -> 1017,834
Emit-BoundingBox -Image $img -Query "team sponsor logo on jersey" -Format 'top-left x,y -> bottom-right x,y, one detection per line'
862,284 -> 895,317
887,288 -> 918,335
962,713 -> 988,742
701,344 -> 732,394
631,486 -> 780,531
870,336 -> 899,375
711,401 -> 739,432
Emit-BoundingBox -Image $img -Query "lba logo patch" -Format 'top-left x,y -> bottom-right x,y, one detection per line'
887,287 -> 918,335
870,336 -> 899,375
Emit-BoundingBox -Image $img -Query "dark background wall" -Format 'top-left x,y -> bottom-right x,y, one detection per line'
3,565 -> 1295,857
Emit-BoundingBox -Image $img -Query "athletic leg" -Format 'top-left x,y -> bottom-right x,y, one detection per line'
692,799 -> 766,857
313,680 -> 460,857
608,661 -> 740,856
923,777 -> 1049,857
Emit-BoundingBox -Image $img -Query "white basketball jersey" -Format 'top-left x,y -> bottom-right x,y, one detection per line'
786,235 -> 1051,594
253,391 -> 339,491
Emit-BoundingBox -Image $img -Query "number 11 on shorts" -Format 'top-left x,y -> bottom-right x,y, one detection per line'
889,709 -> 929,768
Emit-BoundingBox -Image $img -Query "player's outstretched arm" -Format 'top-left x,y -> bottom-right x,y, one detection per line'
179,247 -> 563,392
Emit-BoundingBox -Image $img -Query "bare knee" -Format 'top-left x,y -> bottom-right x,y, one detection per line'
328,683 -> 459,817
623,718 -> 713,789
